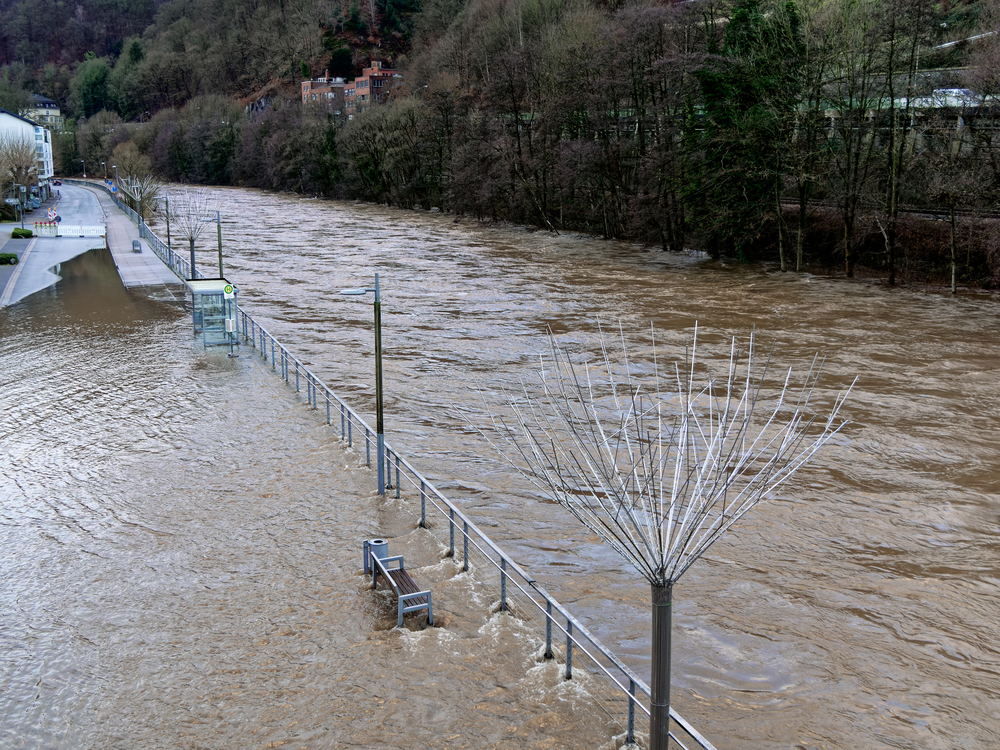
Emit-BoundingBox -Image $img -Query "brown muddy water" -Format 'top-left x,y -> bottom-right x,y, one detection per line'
2,190 -> 1000,750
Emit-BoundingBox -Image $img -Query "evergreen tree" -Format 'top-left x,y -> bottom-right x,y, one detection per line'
689,0 -> 804,260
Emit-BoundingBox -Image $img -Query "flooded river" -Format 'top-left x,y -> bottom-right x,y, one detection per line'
3,188 -> 999,749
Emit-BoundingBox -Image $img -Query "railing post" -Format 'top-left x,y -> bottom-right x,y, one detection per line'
565,620 -> 573,679
341,404 -> 346,439
348,418 -> 352,447
394,453 -> 400,499
365,427 -> 370,466
627,679 -> 636,745
545,600 -> 553,659
295,362 -> 299,393
420,481 -> 426,528
326,392 -> 330,424
449,508 -> 455,557
462,521 -> 469,572
500,558 -> 507,611
271,340 -> 275,369
385,450 -> 393,491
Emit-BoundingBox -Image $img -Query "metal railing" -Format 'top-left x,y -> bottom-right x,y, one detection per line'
74,176 -> 719,750
234,309 -> 718,750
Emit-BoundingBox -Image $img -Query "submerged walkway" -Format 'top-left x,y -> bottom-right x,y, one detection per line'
0,183 -> 186,308
83,184 -> 187,296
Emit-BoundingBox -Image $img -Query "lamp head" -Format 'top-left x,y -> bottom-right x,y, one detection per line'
340,288 -> 370,295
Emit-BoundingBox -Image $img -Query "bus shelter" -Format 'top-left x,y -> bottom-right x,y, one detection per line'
186,278 -> 239,352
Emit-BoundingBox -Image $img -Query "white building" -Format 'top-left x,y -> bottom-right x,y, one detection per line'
0,109 -> 54,200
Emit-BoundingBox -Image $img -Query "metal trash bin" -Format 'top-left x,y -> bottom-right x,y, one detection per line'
363,538 -> 389,573
132,240 -> 141,253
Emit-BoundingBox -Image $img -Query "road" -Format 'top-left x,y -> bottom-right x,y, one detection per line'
0,185 -> 107,308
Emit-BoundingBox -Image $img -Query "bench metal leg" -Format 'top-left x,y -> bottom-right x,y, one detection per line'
399,592 -> 433,628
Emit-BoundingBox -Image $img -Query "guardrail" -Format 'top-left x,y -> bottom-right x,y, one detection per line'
69,176 -> 719,750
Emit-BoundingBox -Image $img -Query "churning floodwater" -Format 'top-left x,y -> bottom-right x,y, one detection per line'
3,189 -> 1000,750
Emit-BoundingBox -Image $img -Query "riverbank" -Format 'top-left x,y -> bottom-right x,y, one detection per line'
208,183 -> 1000,294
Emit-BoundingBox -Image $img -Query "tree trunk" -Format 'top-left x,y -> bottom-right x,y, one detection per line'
887,219 -> 897,287
951,197 -> 957,295
843,210 -> 854,278
776,181 -> 786,272
796,182 -> 807,272
650,582 -> 673,750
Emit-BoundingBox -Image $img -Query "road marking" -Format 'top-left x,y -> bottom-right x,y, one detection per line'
0,237 -> 37,308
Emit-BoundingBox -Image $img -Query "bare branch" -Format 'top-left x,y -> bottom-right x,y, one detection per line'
166,188 -> 218,243
471,325 -> 855,587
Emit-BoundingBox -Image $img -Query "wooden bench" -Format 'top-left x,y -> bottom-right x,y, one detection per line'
364,542 -> 434,628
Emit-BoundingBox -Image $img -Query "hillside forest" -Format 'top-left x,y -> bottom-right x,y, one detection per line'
4,0 -> 1000,286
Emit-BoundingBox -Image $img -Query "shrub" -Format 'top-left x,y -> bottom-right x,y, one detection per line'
11,228 -> 32,238
0,253 -> 18,264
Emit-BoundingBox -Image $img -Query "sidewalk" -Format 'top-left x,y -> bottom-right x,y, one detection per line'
80,184 -> 187,293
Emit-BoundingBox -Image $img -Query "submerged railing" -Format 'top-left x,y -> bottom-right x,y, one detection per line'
234,311 -> 717,750
73,177 -> 719,750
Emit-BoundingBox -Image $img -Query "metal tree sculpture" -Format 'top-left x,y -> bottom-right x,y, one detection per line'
117,173 -> 161,222
478,325 -> 854,750
167,189 -> 217,279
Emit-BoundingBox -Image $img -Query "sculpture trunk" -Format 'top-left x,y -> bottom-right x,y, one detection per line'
650,581 -> 673,750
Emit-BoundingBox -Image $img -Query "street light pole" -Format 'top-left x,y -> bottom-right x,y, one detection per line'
340,274 -> 386,495
216,211 -> 223,277
101,162 -> 106,181
79,159 -> 85,179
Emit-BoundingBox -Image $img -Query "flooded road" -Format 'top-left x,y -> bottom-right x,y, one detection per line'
3,188 -> 1000,749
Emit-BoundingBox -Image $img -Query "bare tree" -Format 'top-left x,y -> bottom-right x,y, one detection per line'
167,188 -> 218,279
823,0 -> 886,277
116,172 -> 162,223
475,325 -> 853,750
0,132 -> 37,198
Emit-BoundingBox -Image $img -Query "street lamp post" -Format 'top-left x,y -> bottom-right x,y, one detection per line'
340,274 -> 386,495
215,211 -> 223,277
102,162 -> 106,181
197,212 -> 224,277
79,159 -> 85,179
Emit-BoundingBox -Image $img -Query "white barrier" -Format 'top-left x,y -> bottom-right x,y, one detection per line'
31,223 -> 106,238
59,225 -> 106,237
